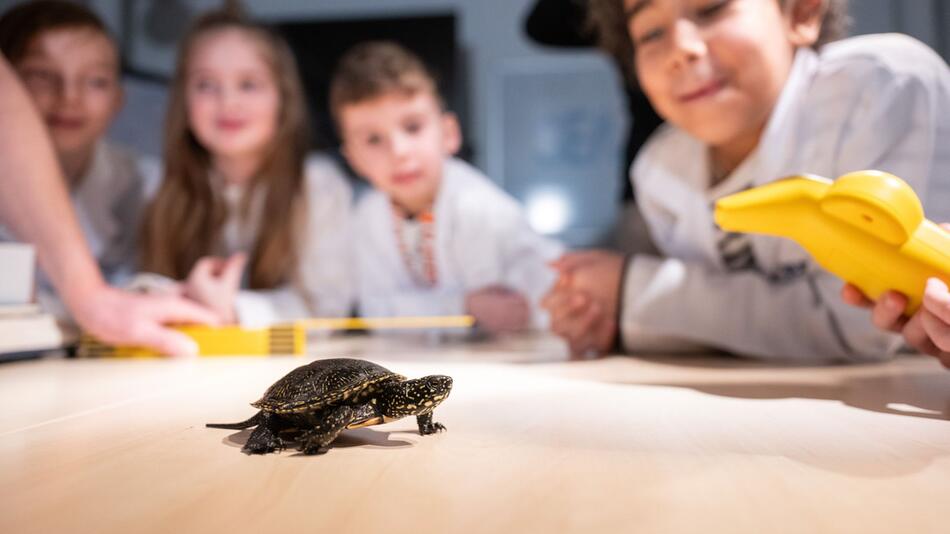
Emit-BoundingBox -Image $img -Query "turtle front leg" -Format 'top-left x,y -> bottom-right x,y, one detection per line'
242,413 -> 287,455
416,412 -> 446,435
298,406 -> 358,455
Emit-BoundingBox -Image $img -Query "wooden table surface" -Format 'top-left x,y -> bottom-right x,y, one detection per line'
2,333 -> 950,534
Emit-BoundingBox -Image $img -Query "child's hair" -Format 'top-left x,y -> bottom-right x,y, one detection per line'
329,40 -> 444,123
587,0 -> 850,83
0,0 -> 115,63
141,9 -> 310,289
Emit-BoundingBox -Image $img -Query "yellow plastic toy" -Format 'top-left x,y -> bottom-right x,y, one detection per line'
714,170 -> 950,314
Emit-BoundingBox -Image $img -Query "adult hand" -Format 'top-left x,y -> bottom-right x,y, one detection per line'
182,253 -> 246,324
71,284 -> 220,356
465,285 -> 531,333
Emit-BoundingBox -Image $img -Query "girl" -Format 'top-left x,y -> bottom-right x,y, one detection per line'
140,10 -> 353,326
0,1 -> 153,322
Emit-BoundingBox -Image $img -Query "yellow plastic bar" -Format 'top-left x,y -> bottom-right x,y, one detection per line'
294,315 -> 475,330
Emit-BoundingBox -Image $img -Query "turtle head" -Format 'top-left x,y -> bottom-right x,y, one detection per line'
378,375 -> 453,418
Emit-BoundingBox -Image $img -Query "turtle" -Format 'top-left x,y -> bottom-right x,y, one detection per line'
206,358 -> 453,455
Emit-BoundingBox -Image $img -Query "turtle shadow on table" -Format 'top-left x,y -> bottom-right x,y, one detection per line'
221,427 -> 414,453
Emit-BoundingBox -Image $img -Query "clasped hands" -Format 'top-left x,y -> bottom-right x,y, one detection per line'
542,250 -> 626,358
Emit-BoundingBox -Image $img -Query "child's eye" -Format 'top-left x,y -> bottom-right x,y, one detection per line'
239,78 -> 262,92
86,76 -> 114,91
365,134 -> 382,146
21,69 -> 59,89
404,120 -> 423,134
695,0 -> 731,20
635,27 -> 665,46
193,78 -> 218,93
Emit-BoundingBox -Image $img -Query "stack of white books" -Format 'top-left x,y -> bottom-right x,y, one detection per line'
0,243 -> 65,355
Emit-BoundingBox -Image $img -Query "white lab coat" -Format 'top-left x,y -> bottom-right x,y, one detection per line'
622,34 -> 950,362
354,157 -> 563,328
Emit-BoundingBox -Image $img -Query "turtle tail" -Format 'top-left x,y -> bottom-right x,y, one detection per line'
206,411 -> 263,429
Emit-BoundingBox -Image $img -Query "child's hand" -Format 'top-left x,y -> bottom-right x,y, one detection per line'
542,280 -> 615,358
841,279 -> 950,367
841,223 -> 950,366
543,250 -> 625,357
182,253 -> 247,325
465,285 -> 530,334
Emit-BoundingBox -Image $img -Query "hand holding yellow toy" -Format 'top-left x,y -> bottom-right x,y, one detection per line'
714,170 -> 950,315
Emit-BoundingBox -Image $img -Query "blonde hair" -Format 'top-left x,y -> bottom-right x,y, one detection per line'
329,40 -> 443,124
140,10 -> 310,289
587,0 -> 850,85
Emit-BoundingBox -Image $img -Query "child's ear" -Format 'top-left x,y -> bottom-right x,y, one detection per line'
441,112 -> 462,156
785,0 -> 824,47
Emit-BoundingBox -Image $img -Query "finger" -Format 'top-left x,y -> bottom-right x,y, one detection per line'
902,312 -> 941,358
920,309 -> 950,353
549,250 -> 604,272
150,295 -> 221,326
132,323 -> 200,357
563,301 -> 605,352
923,278 -> 950,325
871,291 -> 908,333
188,257 -> 216,281
593,317 -> 618,353
222,253 -> 248,286
840,283 -> 873,308
939,223 -> 950,233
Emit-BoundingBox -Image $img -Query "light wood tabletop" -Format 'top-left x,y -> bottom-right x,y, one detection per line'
2,333 -> 950,534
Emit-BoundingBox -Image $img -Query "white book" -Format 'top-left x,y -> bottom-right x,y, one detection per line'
0,312 -> 65,354
0,243 -> 35,305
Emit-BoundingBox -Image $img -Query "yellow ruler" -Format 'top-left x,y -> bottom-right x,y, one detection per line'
78,315 -> 475,357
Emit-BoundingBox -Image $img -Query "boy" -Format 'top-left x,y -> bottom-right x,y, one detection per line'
331,41 -> 562,333
0,1 -> 153,321
545,0 -> 950,361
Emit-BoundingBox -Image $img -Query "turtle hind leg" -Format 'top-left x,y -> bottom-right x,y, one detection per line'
298,406 -> 358,455
206,410 -> 263,430
416,412 -> 446,435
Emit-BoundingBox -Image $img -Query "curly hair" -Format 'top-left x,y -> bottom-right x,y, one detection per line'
587,0 -> 850,84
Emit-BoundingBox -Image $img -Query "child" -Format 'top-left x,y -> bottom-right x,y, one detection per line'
544,0 -> 950,361
331,41 -> 562,333
138,11 -> 353,326
0,1 -> 152,321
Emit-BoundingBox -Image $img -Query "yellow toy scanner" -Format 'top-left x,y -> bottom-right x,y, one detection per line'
714,170 -> 950,314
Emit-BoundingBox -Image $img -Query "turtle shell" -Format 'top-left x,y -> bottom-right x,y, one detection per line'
252,358 -> 404,415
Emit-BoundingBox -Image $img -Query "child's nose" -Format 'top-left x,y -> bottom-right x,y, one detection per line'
667,18 -> 707,69
59,79 -> 83,106
390,133 -> 412,158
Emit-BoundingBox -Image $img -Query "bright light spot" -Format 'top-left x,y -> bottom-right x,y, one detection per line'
885,403 -> 942,416
525,189 -> 571,235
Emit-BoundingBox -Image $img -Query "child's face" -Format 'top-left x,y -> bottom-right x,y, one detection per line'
627,0 -> 816,148
15,27 -> 122,158
340,91 -> 461,212
185,29 -> 280,166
